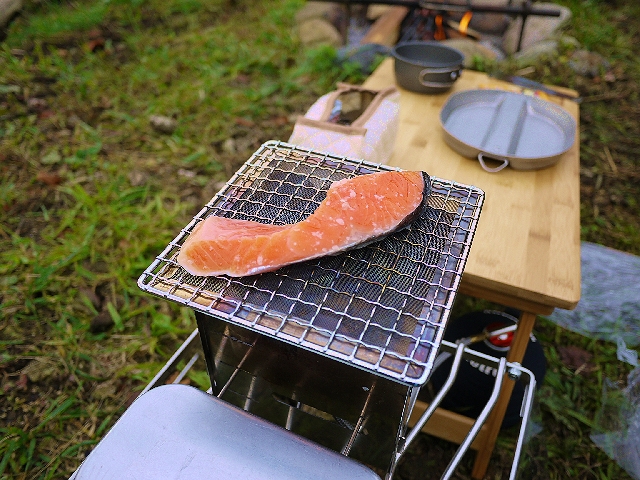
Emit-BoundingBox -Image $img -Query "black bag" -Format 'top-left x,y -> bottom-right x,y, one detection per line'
427,309 -> 546,429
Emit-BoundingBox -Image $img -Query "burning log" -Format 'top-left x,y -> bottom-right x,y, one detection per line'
314,0 -> 561,51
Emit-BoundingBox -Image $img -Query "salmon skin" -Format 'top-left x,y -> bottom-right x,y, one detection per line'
176,170 -> 431,277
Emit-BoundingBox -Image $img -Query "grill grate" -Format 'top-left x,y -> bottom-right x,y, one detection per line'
138,141 -> 484,385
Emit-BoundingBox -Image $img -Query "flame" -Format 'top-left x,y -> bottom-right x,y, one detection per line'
459,11 -> 472,36
434,15 -> 446,41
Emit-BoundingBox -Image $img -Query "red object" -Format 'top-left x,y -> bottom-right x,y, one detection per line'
486,321 -> 515,348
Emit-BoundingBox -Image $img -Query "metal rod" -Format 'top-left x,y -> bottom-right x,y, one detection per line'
393,342 -> 467,467
140,328 -> 200,396
311,0 -> 561,17
341,381 -> 376,455
286,404 -> 296,431
510,368 -> 536,480
441,356 -> 507,479
172,353 -> 200,384
432,324 -> 518,370
243,375 -> 258,411
216,339 -> 255,398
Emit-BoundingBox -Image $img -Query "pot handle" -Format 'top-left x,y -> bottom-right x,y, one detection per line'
419,68 -> 462,88
478,153 -> 509,173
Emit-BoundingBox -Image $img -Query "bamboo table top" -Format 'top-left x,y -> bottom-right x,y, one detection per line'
363,58 -> 581,314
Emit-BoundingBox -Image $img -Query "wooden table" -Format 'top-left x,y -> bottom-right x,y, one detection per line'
363,58 -> 581,478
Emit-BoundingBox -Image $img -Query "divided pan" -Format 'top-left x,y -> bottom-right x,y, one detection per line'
440,89 -> 576,172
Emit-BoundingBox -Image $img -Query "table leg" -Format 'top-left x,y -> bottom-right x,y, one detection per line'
470,310 -> 537,479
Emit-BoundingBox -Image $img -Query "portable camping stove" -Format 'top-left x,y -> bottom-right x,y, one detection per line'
137,141 -> 487,475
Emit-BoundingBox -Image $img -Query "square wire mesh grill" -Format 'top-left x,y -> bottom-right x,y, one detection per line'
138,141 -> 484,385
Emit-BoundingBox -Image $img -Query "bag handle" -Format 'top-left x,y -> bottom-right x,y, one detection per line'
318,83 -> 398,126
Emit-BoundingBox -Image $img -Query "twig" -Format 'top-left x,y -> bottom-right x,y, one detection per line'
581,91 -> 629,103
603,146 -> 617,175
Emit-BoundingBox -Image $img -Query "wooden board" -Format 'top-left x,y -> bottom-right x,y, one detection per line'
360,6 -> 409,47
363,59 -> 581,312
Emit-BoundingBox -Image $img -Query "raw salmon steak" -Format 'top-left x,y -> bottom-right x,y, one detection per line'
176,170 -> 430,277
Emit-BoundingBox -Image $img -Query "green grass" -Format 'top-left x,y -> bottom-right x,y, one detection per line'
1,0 -> 639,479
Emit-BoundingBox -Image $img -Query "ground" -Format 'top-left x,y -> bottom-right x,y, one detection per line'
1,0 -> 639,479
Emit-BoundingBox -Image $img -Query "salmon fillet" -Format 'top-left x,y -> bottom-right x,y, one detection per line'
176,170 -> 430,277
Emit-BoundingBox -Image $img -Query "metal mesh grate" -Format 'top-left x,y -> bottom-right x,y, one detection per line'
138,141 -> 484,385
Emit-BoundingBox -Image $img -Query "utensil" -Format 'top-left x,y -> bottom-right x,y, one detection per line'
505,75 -> 582,102
440,89 -> 576,172
392,41 -> 464,94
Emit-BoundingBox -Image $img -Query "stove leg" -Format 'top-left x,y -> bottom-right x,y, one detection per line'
470,310 -> 537,479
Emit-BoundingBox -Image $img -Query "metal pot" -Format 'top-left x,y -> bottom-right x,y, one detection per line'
392,41 -> 464,94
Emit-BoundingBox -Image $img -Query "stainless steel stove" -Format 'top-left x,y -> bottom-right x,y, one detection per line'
138,141 -> 485,472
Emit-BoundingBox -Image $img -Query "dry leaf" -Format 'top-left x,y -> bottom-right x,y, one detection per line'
36,170 -> 63,186
558,345 -> 596,374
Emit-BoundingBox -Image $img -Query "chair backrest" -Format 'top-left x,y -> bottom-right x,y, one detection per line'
70,384 -> 381,480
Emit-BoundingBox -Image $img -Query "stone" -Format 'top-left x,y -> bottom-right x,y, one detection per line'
558,35 -> 581,50
0,0 -> 21,29
297,18 -> 343,48
502,2 -> 572,55
441,38 -> 501,69
295,1 -> 348,39
467,0 -> 512,35
149,114 -> 177,134
568,49 -> 611,78
295,1 -> 338,24
513,39 -> 560,65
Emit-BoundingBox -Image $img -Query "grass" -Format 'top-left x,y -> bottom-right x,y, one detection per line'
1,0 -> 639,479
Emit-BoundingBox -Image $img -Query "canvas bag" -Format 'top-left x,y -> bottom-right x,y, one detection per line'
288,83 -> 400,165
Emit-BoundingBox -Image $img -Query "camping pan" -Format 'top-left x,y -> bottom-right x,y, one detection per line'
440,89 -> 576,172
392,41 -> 464,94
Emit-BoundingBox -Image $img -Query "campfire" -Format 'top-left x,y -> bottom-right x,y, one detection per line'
296,1 -> 572,61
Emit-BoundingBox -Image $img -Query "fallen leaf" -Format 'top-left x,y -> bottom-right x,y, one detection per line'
234,116 -> 255,127
235,74 -> 251,85
270,115 -> 289,126
222,137 -> 236,154
21,359 -> 58,382
36,170 -> 63,186
16,373 -> 28,391
558,345 -> 596,374
128,169 -> 148,187
27,97 -> 47,112
37,110 -> 55,120
92,378 -> 119,400
90,311 -> 114,334
88,28 -> 103,40
86,38 -> 106,52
